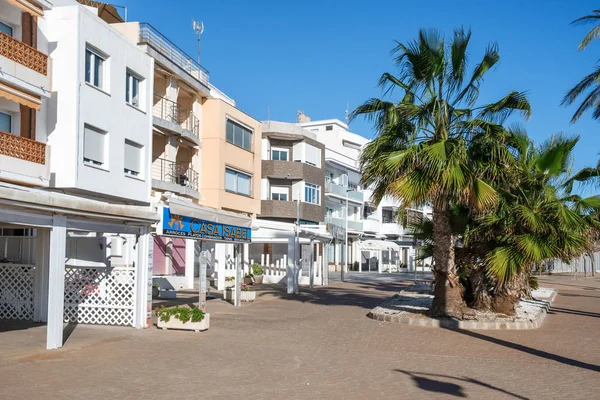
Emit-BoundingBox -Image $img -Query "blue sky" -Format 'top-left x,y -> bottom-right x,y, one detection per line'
119,0 -> 599,173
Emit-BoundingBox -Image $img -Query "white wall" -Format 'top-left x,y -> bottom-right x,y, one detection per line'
41,5 -> 154,204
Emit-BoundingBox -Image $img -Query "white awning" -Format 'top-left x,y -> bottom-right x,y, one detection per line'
168,197 -> 252,228
360,239 -> 400,252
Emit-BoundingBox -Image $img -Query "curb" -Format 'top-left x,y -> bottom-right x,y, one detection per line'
367,288 -> 557,330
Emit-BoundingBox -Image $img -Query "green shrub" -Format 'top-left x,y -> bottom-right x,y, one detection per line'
252,263 -> 264,275
155,305 -> 205,324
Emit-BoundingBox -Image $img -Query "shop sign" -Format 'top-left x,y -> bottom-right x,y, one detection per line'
161,207 -> 251,243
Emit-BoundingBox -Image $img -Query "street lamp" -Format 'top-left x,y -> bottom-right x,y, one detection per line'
342,188 -> 351,282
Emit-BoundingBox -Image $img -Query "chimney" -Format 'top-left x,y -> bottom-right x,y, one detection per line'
297,110 -> 311,123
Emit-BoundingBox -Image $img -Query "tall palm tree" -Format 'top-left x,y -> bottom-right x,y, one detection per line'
562,10 -> 600,122
352,28 -> 531,317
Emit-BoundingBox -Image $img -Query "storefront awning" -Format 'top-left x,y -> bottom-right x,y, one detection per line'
7,0 -> 44,18
0,82 -> 42,111
168,198 -> 252,228
360,239 -> 400,252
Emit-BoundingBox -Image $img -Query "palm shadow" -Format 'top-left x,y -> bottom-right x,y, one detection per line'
395,370 -> 528,399
447,328 -> 600,373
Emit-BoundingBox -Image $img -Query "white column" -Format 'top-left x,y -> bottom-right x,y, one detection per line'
287,232 -> 296,294
309,240 -> 315,289
165,237 -> 173,275
215,243 -> 227,291
378,250 -> 383,274
184,239 -> 195,289
234,245 -> 241,307
243,243 -> 250,275
34,228 -> 50,322
46,215 -> 67,350
134,226 -> 151,329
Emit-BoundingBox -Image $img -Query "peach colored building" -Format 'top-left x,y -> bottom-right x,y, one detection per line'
201,98 -> 262,218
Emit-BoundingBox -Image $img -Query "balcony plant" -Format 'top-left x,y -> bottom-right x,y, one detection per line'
252,264 -> 264,284
155,305 -> 210,332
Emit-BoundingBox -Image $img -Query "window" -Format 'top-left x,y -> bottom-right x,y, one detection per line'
124,139 -> 143,176
271,147 -> 289,161
304,183 -> 320,205
325,125 -> 333,131
382,208 -> 394,223
83,125 -> 106,166
0,111 -> 11,133
125,70 -> 141,107
85,47 -> 106,89
0,21 -> 13,36
226,119 -> 252,151
225,168 -> 251,196
270,186 -> 289,201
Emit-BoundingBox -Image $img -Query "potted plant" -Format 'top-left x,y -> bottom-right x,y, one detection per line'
224,283 -> 256,302
244,274 -> 254,285
252,264 -> 264,284
152,284 -> 160,299
155,305 -> 210,332
240,283 -> 256,302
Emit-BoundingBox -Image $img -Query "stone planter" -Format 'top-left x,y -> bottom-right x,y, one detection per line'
241,290 -> 256,302
224,289 -> 256,302
244,276 -> 254,285
253,275 -> 263,284
159,289 -> 177,299
157,313 -> 210,332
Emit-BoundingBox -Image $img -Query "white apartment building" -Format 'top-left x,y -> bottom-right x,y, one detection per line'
299,114 -> 429,273
0,0 -> 158,350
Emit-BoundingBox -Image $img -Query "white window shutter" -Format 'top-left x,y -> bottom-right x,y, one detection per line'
84,126 -> 105,164
124,140 -> 141,173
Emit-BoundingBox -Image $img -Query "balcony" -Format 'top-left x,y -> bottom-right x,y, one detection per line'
325,215 -> 363,232
324,180 -> 363,203
0,31 -> 47,75
381,222 -> 405,237
0,130 -> 50,186
139,23 -> 209,86
0,130 -> 45,164
260,199 -> 324,223
362,218 -> 381,234
152,157 -> 199,198
153,95 -> 200,143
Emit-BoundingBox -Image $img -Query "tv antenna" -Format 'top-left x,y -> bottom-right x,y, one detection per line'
192,20 -> 204,65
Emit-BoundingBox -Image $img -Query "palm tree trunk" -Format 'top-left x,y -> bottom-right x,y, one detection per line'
430,207 -> 465,318
492,271 -> 528,316
470,265 -> 492,311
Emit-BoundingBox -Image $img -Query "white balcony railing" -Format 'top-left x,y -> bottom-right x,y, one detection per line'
324,180 -> 363,202
325,215 -> 363,232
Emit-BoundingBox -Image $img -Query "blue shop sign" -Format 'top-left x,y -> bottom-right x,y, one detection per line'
161,207 -> 251,243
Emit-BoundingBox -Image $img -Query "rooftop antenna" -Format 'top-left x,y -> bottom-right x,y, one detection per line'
345,101 -> 350,125
192,20 -> 204,65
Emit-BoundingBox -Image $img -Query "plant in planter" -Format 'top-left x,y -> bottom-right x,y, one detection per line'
252,264 -> 264,284
244,274 -> 254,285
240,282 -> 256,302
154,305 -> 210,332
152,284 -> 160,298
224,282 -> 256,302
224,276 -> 235,289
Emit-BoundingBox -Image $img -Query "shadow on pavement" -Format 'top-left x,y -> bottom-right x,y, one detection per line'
395,370 -> 528,399
447,328 -> 600,373
548,306 -> 600,318
0,320 -> 45,333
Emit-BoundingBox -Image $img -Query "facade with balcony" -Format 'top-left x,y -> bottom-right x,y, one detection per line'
299,116 -> 369,270
258,121 -> 325,224
0,0 -> 160,351
0,0 -> 52,186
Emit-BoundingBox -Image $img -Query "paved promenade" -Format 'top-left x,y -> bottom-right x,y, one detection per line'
0,274 -> 599,399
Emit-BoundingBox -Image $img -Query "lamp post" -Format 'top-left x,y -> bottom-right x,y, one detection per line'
342,189 -> 351,282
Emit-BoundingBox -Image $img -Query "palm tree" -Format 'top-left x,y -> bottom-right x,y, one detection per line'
562,10 -> 600,122
352,28 -> 531,317
472,132 -> 600,313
